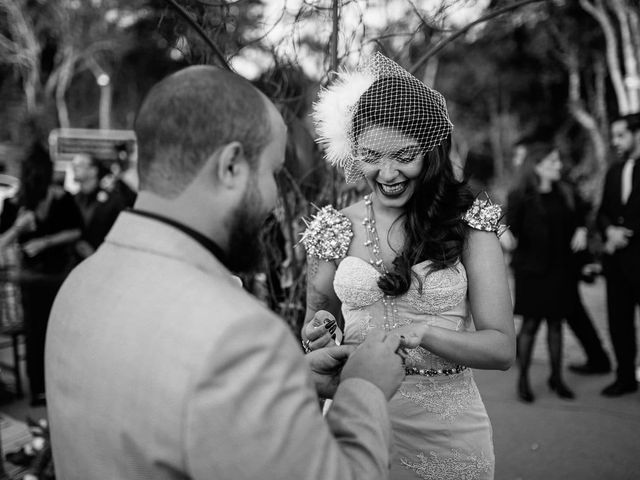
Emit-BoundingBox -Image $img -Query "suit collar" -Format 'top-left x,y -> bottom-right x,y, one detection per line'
126,208 -> 230,269
105,211 -> 232,278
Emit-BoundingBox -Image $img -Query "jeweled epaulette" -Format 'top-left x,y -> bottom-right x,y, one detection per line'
300,205 -> 353,261
462,194 -> 508,237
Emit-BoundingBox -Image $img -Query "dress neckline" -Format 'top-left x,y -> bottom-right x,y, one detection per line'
338,255 -> 436,272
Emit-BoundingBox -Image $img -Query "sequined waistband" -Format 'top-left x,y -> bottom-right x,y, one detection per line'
405,365 -> 467,376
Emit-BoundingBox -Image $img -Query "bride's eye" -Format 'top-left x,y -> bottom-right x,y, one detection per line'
395,154 -> 418,163
393,147 -> 422,163
356,150 -> 382,164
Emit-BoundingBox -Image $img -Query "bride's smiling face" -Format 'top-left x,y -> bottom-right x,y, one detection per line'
356,125 -> 424,210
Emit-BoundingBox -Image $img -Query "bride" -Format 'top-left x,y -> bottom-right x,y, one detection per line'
301,53 -> 515,480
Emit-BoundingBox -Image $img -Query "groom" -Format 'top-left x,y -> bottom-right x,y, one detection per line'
45,66 -> 407,479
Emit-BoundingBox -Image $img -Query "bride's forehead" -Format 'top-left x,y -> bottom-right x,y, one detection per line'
357,126 -> 419,152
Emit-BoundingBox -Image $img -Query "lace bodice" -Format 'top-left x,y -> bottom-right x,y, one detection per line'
334,256 -> 469,373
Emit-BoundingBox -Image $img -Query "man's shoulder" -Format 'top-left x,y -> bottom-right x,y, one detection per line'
52,246 -> 291,363
606,159 -> 625,174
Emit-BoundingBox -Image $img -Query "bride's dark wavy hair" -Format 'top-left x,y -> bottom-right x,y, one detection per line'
378,137 -> 474,296
352,76 -> 474,296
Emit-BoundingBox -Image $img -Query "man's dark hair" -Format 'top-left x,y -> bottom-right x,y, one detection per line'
20,142 -> 53,210
613,112 -> 640,133
135,66 -> 272,198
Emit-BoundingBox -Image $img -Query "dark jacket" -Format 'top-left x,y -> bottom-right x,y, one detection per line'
507,182 -> 583,275
596,159 -> 640,261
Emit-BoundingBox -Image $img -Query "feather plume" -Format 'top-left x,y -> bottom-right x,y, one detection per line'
312,69 -> 375,167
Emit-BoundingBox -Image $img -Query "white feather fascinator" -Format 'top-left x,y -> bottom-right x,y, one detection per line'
313,69 -> 375,169
312,52 -> 453,183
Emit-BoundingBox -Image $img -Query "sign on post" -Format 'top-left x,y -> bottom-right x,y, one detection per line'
48,128 -> 137,191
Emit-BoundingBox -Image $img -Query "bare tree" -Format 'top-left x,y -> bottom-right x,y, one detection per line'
0,0 -> 43,114
580,0 -> 640,115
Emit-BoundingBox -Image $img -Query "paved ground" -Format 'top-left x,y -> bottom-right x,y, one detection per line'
475,276 -> 640,480
1,276 -> 638,479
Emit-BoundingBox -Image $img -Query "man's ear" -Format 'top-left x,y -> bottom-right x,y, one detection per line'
213,141 -> 250,189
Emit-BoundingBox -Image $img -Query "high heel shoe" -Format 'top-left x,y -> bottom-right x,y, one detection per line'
517,376 -> 534,403
548,378 -> 575,400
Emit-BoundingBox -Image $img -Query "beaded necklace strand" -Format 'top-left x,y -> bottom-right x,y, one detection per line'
362,194 -> 467,377
363,194 -> 399,331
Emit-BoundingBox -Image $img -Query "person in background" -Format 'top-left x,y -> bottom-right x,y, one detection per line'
0,143 -> 82,406
71,153 -> 126,259
510,137 -> 610,376
597,113 -> 640,397
565,183 -> 611,375
103,142 -> 137,208
507,143 -> 588,402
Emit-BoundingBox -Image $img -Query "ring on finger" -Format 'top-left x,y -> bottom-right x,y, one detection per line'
302,339 -> 312,354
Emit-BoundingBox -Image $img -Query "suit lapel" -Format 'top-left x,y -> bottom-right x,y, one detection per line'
625,160 -> 640,206
608,162 -> 624,209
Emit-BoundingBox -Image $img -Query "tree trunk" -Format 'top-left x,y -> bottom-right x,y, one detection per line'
611,0 -> 640,112
567,52 -> 607,171
580,0 -> 632,114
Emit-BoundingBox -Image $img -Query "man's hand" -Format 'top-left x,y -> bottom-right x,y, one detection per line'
22,237 -> 49,257
340,330 -> 405,400
570,227 -> 588,252
306,345 -> 356,399
14,209 -> 36,234
605,225 -> 633,253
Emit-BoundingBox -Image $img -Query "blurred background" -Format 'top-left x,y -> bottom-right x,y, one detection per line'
0,1 -> 639,479
2,0 -> 638,331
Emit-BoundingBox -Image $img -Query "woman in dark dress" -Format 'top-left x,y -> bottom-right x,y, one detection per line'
507,143 -> 584,403
0,143 -> 82,406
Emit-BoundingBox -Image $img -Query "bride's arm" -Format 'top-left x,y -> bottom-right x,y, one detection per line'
301,255 -> 342,348
401,229 -> 516,370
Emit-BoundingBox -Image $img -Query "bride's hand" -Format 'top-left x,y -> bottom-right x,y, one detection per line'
302,310 -> 337,352
392,323 -> 429,349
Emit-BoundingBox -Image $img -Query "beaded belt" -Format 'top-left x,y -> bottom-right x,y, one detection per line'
405,365 -> 467,377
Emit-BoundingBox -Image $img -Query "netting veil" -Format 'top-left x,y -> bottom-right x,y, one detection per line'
312,52 -> 453,183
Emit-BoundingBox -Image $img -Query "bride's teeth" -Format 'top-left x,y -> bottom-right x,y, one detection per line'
380,183 -> 406,194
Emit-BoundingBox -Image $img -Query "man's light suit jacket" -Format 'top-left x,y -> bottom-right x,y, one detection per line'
45,211 -> 392,479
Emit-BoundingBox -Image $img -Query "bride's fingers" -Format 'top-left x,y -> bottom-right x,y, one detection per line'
305,316 -> 336,341
308,332 -> 335,351
313,310 -> 336,324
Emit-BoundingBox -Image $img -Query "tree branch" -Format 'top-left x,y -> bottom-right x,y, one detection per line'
163,0 -> 230,70
408,0 -> 548,75
580,0 -> 629,114
611,0 -> 639,112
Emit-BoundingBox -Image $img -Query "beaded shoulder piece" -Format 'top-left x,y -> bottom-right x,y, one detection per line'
300,205 -> 353,261
462,193 -> 508,237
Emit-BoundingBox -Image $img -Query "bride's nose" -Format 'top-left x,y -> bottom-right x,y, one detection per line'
376,158 -> 399,181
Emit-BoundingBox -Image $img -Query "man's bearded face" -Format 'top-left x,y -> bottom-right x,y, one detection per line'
226,174 -> 269,274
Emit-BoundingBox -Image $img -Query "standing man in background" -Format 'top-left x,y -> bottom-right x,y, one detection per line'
597,113 -> 640,397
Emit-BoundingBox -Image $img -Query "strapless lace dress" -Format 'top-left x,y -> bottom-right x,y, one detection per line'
334,256 -> 495,480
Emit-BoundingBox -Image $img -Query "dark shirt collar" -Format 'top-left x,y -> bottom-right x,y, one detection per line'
126,208 -> 229,269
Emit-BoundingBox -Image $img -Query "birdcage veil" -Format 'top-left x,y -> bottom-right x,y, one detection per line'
312,52 -> 453,183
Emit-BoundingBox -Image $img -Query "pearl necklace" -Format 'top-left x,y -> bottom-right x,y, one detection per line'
363,194 -> 399,331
